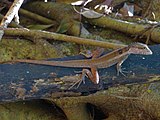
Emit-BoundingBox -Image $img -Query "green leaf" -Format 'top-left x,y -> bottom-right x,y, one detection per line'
27,24 -> 54,30
56,20 -> 73,33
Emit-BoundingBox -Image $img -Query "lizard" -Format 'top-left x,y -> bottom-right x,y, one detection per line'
9,42 -> 152,85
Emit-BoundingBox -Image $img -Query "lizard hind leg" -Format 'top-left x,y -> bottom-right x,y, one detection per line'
69,69 -> 90,89
78,67 -> 100,85
82,67 -> 100,84
68,69 -> 93,90
69,67 -> 100,89
80,47 -> 104,59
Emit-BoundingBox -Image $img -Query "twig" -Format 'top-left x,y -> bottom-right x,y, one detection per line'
19,8 -> 55,24
0,14 -> 23,28
142,1 -> 152,18
0,0 -> 24,28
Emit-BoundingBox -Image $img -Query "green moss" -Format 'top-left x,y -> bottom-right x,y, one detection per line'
0,39 -> 59,62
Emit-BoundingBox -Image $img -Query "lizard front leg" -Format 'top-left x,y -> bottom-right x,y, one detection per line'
116,55 -> 129,76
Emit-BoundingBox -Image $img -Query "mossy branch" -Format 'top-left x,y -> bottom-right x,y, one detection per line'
4,28 -> 126,49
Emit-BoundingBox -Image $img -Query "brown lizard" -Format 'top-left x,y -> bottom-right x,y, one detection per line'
12,43 -> 152,84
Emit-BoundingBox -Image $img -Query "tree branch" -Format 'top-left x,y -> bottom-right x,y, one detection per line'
4,28 -> 126,49
87,16 -> 160,43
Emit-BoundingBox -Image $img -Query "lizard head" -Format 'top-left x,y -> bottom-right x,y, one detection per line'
128,43 -> 153,55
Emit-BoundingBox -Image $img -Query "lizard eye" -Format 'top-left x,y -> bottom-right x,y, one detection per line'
140,47 -> 146,49
118,49 -> 123,54
136,46 -> 146,49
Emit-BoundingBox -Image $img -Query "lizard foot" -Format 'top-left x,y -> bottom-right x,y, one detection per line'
68,71 -> 87,90
117,67 -> 129,77
68,78 -> 83,90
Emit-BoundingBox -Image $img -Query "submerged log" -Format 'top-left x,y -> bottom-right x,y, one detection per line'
0,44 -> 159,102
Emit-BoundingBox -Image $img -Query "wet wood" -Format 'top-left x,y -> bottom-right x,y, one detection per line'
0,44 -> 159,102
